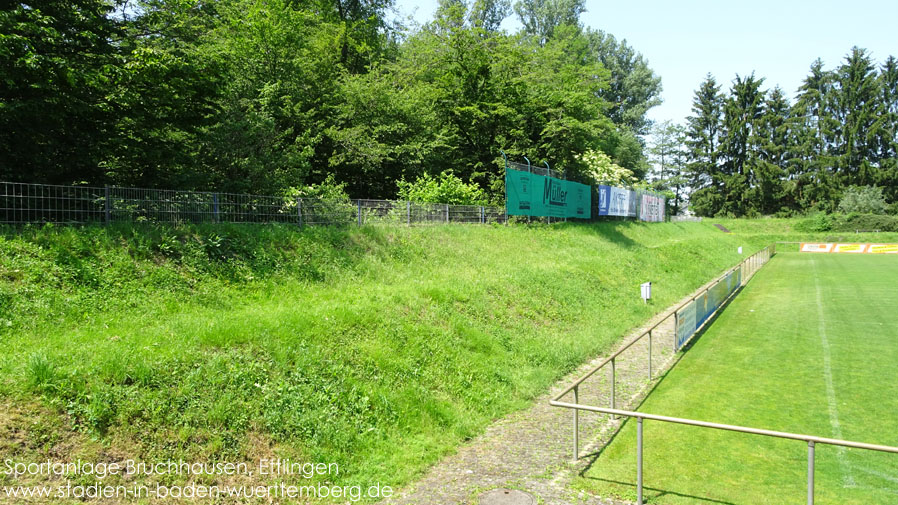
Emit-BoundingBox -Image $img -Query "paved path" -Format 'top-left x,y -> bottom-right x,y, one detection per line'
382,297 -> 691,505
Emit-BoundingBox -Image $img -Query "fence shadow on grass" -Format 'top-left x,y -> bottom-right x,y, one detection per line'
578,476 -> 739,505
573,285 -> 747,499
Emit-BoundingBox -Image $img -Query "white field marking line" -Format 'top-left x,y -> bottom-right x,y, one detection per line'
854,465 -> 898,486
813,259 -> 857,488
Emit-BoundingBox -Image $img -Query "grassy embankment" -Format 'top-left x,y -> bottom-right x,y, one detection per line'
0,219 -> 889,500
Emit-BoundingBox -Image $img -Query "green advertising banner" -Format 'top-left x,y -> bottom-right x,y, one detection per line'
505,168 -> 591,219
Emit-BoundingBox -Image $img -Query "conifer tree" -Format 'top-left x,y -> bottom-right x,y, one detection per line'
684,74 -> 724,215
832,47 -> 880,187
873,56 -> 898,201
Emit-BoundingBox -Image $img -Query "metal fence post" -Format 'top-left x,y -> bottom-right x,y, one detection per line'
445,204 -> 449,223
637,417 -> 644,505
407,201 -> 411,226
213,193 -> 220,223
480,206 -> 485,224
573,386 -> 579,461
648,330 -> 653,379
357,200 -> 362,227
104,185 -> 110,225
297,197 -> 303,227
808,441 -> 815,505
611,357 -> 616,413
673,311 -> 679,352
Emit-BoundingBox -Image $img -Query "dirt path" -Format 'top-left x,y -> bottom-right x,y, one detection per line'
382,294 -> 694,505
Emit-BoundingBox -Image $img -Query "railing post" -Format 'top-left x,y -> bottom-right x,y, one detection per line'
213,193 -> 220,223
611,357 -> 616,414
648,330 -> 653,379
573,386 -> 579,461
480,206 -> 485,224
808,441 -> 815,505
673,311 -> 679,352
357,200 -> 362,227
297,197 -> 302,228
104,185 -> 111,225
445,204 -> 449,223
407,201 -> 411,226
637,417 -> 644,505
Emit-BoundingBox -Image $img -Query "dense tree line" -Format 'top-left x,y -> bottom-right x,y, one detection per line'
654,48 -> 897,217
0,0 -> 661,199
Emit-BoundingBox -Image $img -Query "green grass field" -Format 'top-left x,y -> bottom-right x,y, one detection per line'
576,252 -> 898,504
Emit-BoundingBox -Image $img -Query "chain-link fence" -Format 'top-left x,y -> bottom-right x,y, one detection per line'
507,160 -> 564,180
0,181 -> 507,226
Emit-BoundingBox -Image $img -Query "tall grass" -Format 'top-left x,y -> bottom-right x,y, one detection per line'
0,221 -> 822,492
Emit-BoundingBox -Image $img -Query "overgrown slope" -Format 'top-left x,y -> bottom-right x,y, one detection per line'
0,222 -> 778,496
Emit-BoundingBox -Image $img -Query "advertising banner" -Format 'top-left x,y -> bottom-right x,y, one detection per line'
800,243 -> 833,253
676,269 -> 741,351
868,244 -> 898,254
505,168 -> 591,219
639,193 -> 666,222
597,185 -> 632,217
833,243 -> 867,253
627,190 -> 638,217
676,301 -> 696,350
800,243 -> 898,254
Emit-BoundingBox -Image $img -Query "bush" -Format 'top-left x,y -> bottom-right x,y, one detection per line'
838,186 -> 888,214
794,213 -> 833,232
283,175 -> 355,225
832,213 -> 898,233
396,171 -> 488,205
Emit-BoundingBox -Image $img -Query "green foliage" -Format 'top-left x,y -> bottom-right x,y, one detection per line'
794,210 -> 898,233
649,121 -> 688,215
833,213 -> 898,232
794,213 -> 833,232
0,0 -> 120,183
685,49 -> 898,218
285,174 -> 351,201
2,0 -> 662,201
396,171 -> 488,205
838,186 -> 888,214
576,150 -> 636,186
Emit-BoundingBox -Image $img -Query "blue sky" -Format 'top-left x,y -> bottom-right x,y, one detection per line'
392,0 -> 898,127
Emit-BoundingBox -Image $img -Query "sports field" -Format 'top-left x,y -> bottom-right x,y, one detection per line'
576,252 -> 898,504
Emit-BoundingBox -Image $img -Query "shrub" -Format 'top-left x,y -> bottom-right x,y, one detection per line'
794,213 -> 833,232
576,150 -> 636,187
832,213 -> 898,233
838,186 -> 888,214
283,175 -> 355,225
396,171 -> 487,205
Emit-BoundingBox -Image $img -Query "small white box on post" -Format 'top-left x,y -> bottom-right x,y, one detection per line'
640,282 -> 652,304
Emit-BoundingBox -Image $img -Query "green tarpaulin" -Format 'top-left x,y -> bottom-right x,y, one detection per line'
505,168 -> 591,219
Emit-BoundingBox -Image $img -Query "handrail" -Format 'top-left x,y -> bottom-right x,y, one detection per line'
549,241 -> 898,505
553,245 -> 771,401
550,401 -> 898,505
549,402 -> 898,453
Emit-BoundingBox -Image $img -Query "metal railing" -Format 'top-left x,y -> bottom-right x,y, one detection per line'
549,243 -> 898,504
551,245 -> 775,463
0,181 -> 507,226
547,403 -> 898,505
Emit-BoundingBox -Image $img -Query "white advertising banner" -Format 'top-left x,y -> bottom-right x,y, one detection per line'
639,194 -> 665,222
597,185 -> 632,217
800,243 -> 833,253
